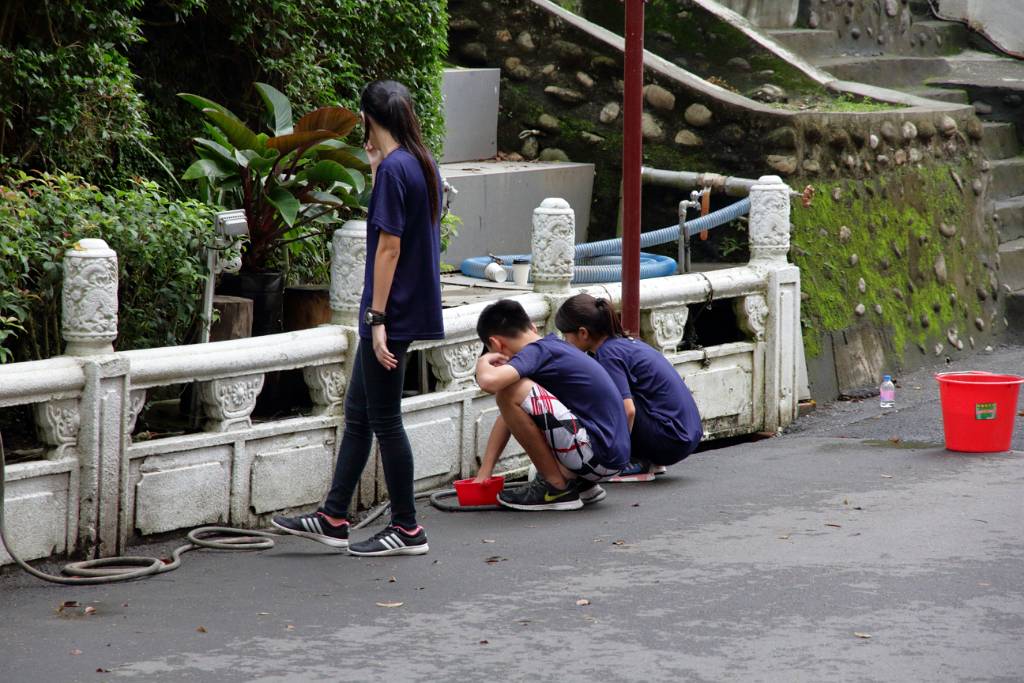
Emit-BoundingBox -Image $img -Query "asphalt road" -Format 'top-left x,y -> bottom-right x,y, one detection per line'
1,348 -> 1022,682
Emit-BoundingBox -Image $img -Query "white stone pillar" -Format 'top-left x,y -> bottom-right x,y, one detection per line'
530,198 -> 575,293
62,238 -> 118,356
748,175 -> 791,266
329,219 -> 368,327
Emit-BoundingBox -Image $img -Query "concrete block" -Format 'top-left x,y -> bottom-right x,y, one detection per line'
994,196 -> 1024,243
990,159 -> 1024,200
135,462 -> 228,535
250,444 -> 334,514
717,0 -> 798,28
766,29 -> 834,57
441,161 -> 595,264
406,404 -> 462,480
0,481 -> 67,564
981,122 -> 1019,160
441,68 -> 499,163
834,326 -> 887,395
472,401 -> 525,469
997,239 -> 1024,291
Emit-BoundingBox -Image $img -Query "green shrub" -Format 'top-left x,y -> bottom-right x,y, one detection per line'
0,172 -> 216,362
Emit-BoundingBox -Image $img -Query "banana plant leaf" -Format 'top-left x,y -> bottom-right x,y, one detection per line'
255,82 -> 294,137
295,107 -> 359,137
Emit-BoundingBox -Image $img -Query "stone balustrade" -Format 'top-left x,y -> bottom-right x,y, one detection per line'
0,176 -> 800,567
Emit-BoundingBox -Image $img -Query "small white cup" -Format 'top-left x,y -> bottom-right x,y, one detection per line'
512,260 -> 530,287
484,261 -> 508,283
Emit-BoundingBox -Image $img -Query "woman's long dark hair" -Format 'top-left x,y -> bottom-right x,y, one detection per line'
360,80 -> 440,223
555,293 -> 624,339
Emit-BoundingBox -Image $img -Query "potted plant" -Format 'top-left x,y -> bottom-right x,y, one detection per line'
179,83 -> 369,335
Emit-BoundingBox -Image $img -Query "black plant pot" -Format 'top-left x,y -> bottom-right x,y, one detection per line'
217,271 -> 285,337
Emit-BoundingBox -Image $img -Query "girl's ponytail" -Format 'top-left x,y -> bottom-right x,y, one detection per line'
555,293 -> 623,339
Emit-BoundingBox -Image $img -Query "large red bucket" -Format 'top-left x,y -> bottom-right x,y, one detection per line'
935,372 -> 1024,452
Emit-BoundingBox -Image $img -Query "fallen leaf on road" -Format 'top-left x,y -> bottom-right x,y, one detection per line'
889,437 -> 901,444
96,668 -> 111,673
593,538 -> 603,542
286,624 -> 296,630
576,598 -> 591,606
257,612 -> 271,616
482,539 -> 496,544
484,556 -> 507,564
479,640 -> 489,645
376,602 -> 404,608
843,498 -> 849,505
70,650 -> 82,656
853,506 -> 863,511
631,503 -> 640,507
978,582 -> 991,587
853,632 -> 872,639
196,626 -> 207,633
825,523 -> 842,528
388,576 -> 397,583
84,606 -> 96,616
778,535 -> 791,540
612,540 -> 625,545
880,474 -> 894,479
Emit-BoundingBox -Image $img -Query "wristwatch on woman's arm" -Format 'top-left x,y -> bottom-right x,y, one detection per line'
364,308 -> 387,326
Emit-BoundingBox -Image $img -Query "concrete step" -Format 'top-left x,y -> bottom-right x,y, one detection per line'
441,160 -> 595,264
813,55 -> 951,88
912,20 -> 970,52
981,122 -> 1020,160
998,238 -> 1024,291
766,29 -> 835,57
990,158 -> 1024,200
994,196 -> 1024,243
1007,290 -> 1024,341
904,86 -> 970,104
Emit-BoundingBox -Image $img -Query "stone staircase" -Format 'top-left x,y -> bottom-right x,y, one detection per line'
763,4 -> 1024,337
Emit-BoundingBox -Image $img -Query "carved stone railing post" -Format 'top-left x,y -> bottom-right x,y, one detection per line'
426,341 -> 479,391
531,198 -> 575,293
330,219 -> 368,327
641,306 -> 688,353
32,399 -> 81,460
62,238 -> 118,356
748,175 -> 791,267
746,175 -> 801,432
197,374 -> 265,432
303,363 -> 346,416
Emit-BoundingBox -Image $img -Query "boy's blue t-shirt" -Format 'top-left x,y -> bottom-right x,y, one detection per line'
507,334 -> 630,468
595,337 -> 703,446
358,148 -> 445,341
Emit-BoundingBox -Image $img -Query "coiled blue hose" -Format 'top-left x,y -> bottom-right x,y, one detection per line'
460,197 -> 750,283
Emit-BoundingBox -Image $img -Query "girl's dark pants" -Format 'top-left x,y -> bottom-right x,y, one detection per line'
631,407 -> 700,466
321,338 -> 417,528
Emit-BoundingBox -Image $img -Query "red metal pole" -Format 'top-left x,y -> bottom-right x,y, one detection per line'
621,0 -> 644,336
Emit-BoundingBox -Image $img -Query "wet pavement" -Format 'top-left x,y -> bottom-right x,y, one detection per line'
1,348 -> 1022,682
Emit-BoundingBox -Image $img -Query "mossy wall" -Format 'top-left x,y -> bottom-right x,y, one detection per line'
792,163 -> 1001,364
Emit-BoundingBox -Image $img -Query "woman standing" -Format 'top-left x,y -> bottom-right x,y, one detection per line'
556,294 -> 702,479
273,81 -> 444,556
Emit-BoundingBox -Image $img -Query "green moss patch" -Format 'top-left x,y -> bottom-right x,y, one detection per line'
792,163 -> 987,360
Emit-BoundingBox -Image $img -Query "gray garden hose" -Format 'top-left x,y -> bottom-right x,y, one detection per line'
0,431 -> 275,585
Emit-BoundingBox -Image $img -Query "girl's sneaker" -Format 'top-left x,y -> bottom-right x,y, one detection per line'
608,460 -> 656,483
348,525 -> 429,556
271,512 -> 350,548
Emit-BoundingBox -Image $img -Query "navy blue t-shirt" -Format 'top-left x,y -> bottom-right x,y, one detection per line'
507,335 -> 630,469
595,337 -> 703,446
358,148 -> 445,341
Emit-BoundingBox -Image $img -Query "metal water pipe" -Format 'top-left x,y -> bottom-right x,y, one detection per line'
621,0 -> 646,336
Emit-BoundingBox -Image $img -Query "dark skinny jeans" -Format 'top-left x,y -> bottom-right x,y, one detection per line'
321,338 -> 417,528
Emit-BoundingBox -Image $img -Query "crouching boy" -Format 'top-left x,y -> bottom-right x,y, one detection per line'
474,299 -> 630,510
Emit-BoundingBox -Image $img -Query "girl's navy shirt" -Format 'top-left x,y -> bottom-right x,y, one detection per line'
359,148 -> 445,341
595,337 -> 703,446
507,334 -> 631,469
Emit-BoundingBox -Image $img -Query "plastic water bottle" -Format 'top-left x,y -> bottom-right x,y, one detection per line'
880,375 -> 896,409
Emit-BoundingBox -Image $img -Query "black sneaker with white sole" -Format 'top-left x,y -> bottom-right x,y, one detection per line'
348,525 -> 429,557
498,477 -> 583,511
271,512 -> 350,548
576,480 -> 607,504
